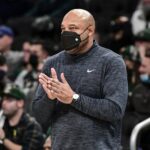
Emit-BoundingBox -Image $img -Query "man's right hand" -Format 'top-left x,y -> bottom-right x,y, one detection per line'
39,72 -> 56,100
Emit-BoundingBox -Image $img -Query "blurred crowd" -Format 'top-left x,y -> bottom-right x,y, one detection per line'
0,0 -> 150,150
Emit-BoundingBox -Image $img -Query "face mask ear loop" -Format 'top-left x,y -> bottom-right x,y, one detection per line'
80,25 -> 91,36
80,25 -> 91,42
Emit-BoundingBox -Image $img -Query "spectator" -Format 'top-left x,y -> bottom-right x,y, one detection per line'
15,52 -> 39,114
120,45 -> 140,92
134,29 -> 150,76
121,28 -> 150,150
0,25 -> 23,81
15,38 -> 56,114
22,40 -> 32,66
30,39 -> 50,63
0,55 -> 10,92
43,136 -> 51,150
104,16 -> 134,53
0,84 -> 44,150
43,127 -> 51,150
131,0 -> 150,35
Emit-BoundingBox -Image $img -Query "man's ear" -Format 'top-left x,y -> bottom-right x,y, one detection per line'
88,25 -> 95,36
17,100 -> 24,108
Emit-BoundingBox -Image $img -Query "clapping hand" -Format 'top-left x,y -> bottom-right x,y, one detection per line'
39,68 -> 74,104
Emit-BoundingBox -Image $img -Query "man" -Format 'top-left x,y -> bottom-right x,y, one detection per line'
30,39 -> 50,63
134,29 -> 150,78
0,55 -> 9,92
43,136 -> 51,150
0,25 -> 23,81
131,0 -> 150,35
33,9 -> 128,150
0,84 -> 44,150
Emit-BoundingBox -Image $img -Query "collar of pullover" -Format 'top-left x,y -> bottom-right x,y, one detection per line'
65,40 -> 98,61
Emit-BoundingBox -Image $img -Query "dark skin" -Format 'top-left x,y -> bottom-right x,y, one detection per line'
39,68 -> 74,104
39,9 -> 95,104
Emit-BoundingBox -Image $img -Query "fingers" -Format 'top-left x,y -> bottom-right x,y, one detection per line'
51,86 -> 62,94
42,84 -> 50,93
39,71 -> 70,102
48,79 -> 62,94
39,72 -> 60,90
48,79 -> 63,97
42,84 -> 56,97
50,78 -> 60,85
39,73 -> 50,83
39,77 -> 47,87
42,81 -> 57,100
39,78 -> 46,86
61,73 -> 67,84
50,80 -> 60,89
50,90 -> 62,100
51,68 -> 58,79
39,68 -> 59,83
47,73 -> 69,96
40,73 -> 49,80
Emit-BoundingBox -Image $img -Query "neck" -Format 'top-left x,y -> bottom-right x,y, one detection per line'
8,109 -> 24,126
78,39 -> 93,54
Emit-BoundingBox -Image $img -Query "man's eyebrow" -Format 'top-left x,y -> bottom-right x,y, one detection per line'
68,24 -> 77,26
61,24 -> 78,27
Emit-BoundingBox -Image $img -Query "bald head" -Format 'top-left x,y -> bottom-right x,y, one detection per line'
65,9 -> 95,28
63,9 -> 95,31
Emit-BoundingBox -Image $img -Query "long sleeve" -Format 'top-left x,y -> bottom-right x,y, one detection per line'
71,56 -> 128,122
32,84 -> 56,131
32,58 -> 56,132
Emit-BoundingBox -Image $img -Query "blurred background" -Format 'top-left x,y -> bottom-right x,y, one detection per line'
0,0 -> 150,149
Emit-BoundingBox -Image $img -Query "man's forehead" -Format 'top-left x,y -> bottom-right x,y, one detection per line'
3,96 -> 16,101
61,20 -> 83,27
61,14 -> 85,27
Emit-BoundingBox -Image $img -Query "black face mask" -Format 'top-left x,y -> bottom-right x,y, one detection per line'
0,70 -> 6,81
143,5 -> 150,21
61,27 -> 89,51
29,54 -> 38,70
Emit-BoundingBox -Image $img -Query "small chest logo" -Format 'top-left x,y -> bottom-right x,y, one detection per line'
87,69 -> 95,73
